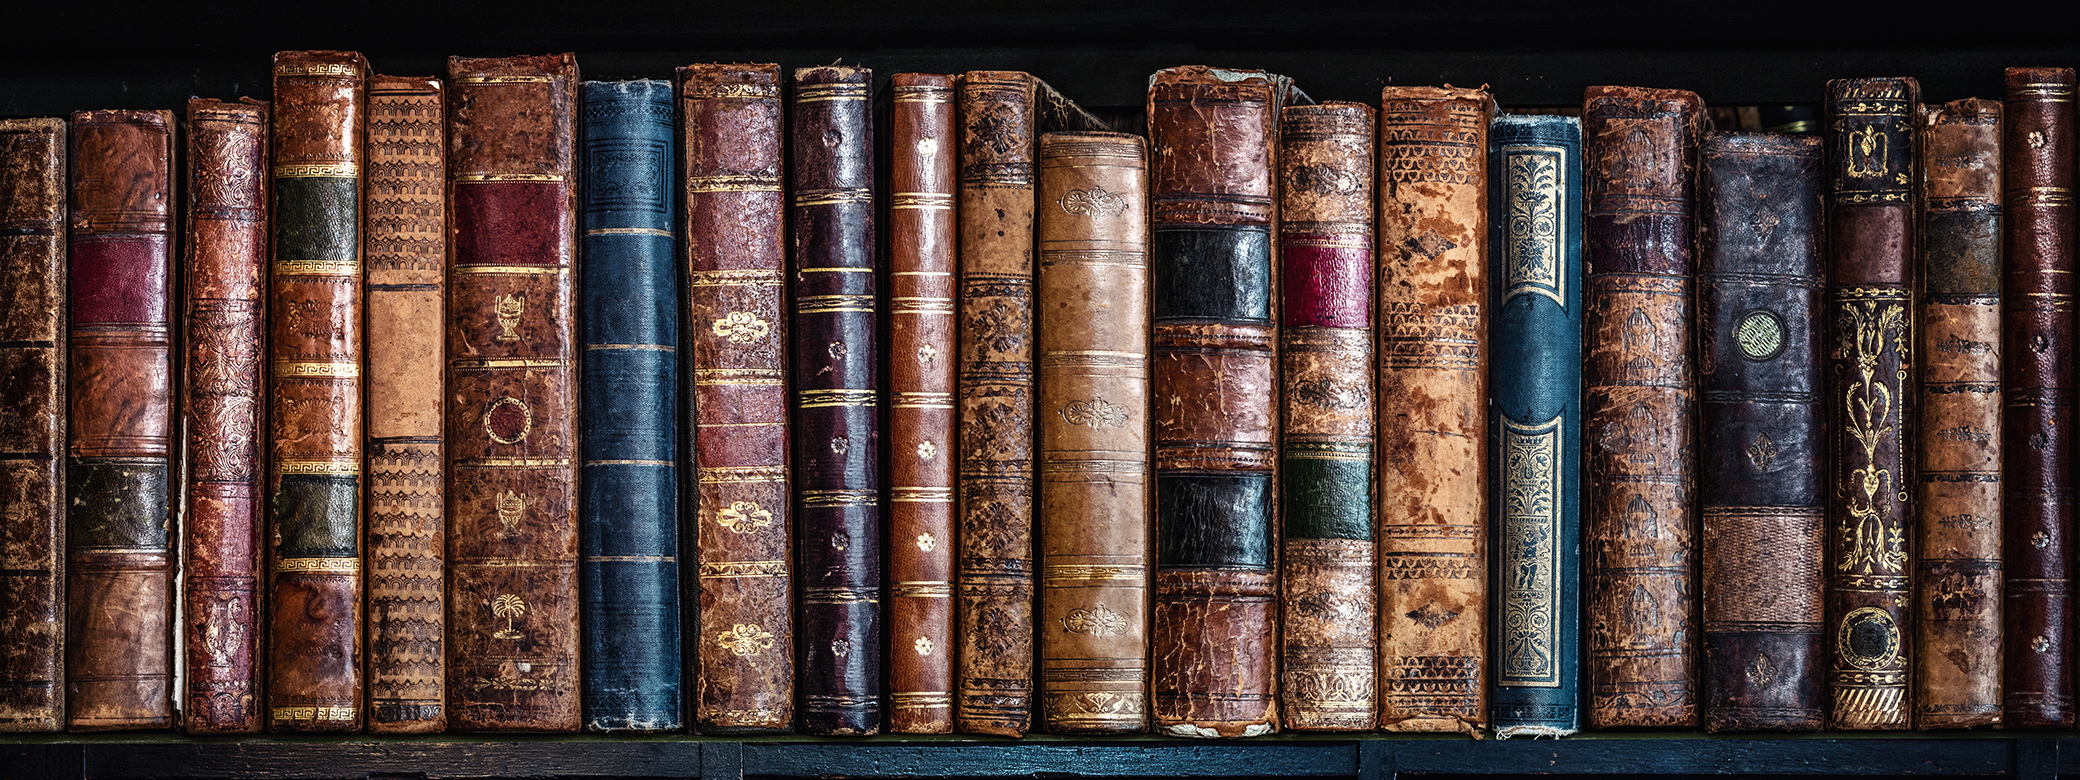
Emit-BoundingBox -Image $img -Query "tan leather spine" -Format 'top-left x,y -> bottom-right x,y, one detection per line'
364,73 -> 447,734
1036,131 -> 1151,735
1374,86 -> 1492,734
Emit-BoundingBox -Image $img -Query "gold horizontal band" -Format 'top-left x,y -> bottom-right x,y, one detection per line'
273,361 -> 361,378
797,267 -> 873,273
689,269 -> 783,286
274,260 -> 359,276
277,459 -> 361,476
275,163 -> 358,178
683,84 -> 779,100
452,357 -> 568,370
271,706 -> 357,721
453,75 -> 555,84
454,265 -> 567,275
892,192 -> 955,210
698,466 -> 786,484
697,377 -> 785,386
890,488 -> 953,503
801,489 -> 877,506
801,587 -> 878,603
276,557 -> 361,574
893,391 -> 953,403
891,694 -> 954,709
797,94 -> 869,104
794,189 -> 873,207
585,227 -> 672,237
276,63 -> 362,77
1043,564 -> 1144,583
455,172 -> 564,183
696,368 -> 784,378
701,560 -> 788,578
459,457 -> 571,468
893,270 -> 953,277
588,343 -> 675,351
891,582 -> 954,598
688,174 -> 782,193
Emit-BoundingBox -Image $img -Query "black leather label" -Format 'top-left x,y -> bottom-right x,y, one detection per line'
1157,472 -> 1272,568
67,459 -> 169,550
1152,225 -> 1271,323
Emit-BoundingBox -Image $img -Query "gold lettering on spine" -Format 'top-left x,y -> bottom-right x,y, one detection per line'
1499,415 -> 1561,688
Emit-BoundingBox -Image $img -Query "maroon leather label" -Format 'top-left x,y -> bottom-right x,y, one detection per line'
71,235 -> 169,325
453,181 -> 570,267
1282,241 -> 1371,327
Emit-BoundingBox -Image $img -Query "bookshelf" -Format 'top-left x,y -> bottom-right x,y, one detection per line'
5,1 -> 2080,777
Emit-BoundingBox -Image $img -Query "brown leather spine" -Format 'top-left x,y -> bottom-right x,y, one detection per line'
1915,98 -> 2002,730
182,98 -> 268,734
887,72 -> 959,734
364,74 -> 447,734
1825,76 -> 1919,731
953,69 -> 1038,738
1373,86 -> 1490,734
268,50 -> 367,733
445,52 -> 582,733
1581,85 -> 1706,728
0,117 -> 66,733
1147,64 -> 1284,739
2003,66 -> 2075,729
66,108 -> 176,731
681,62 -> 793,735
1036,131 -> 1150,735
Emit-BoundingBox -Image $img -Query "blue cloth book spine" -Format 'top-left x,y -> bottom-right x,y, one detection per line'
1488,114 -> 1584,738
578,79 -> 683,732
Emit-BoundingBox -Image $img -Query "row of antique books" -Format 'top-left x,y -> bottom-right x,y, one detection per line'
0,50 -> 2072,738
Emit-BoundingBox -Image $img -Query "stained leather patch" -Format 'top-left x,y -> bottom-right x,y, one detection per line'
67,461 -> 169,549
1156,473 -> 1272,568
1282,455 -> 1371,541
1152,225 -> 1270,323
273,177 -> 358,263
1282,242 -> 1370,327
70,236 -> 169,325
1924,209 -> 2001,295
272,475 -> 358,558
454,181 -> 571,267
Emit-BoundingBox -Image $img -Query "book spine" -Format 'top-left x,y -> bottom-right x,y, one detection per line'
268,50 -> 367,733
887,72 -> 959,734
1825,75 -> 1919,731
1488,114 -> 1584,738
953,69 -> 1038,738
1035,131 -> 1151,735
1373,86 -> 1490,734
2003,66 -> 2075,729
1581,85 -> 1706,728
1147,65 -> 1282,739
791,65 -> 882,736
1276,101 -> 1378,733
1915,98 -> 2003,730
364,73 -> 447,735
679,63 -> 793,734
1696,131 -> 1827,733
66,108 -> 176,731
578,78 -> 682,733
444,52 -> 582,733
183,98 -> 269,735
0,116 -> 66,733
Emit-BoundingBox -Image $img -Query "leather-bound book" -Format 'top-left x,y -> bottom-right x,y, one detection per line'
1916,98 -> 2002,730
1489,113 -> 1585,739
791,65 -> 881,736
1581,85 -> 1706,728
445,52 -> 582,733
2003,66 -> 2075,729
1277,100 -> 1376,734
0,117 -> 65,733
66,108 -> 176,731
887,72 -> 958,734
183,98 -> 268,734
1696,132 -> 1826,733
1035,130 -> 1150,735
578,78 -> 682,733
679,62 -> 792,734
1374,86 -> 1491,734
1147,64 -> 1289,739
1825,76 -> 1919,731
364,73 -> 447,735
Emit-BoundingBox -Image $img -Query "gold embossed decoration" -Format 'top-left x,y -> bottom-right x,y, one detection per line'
712,311 -> 772,344
494,292 -> 525,341
1059,185 -> 1128,217
716,501 -> 775,534
1062,604 -> 1128,636
483,397 -> 533,444
1735,309 -> 1787,361
1504,150 -> 1562,302
490,594 -> 528,640
1837,297 -> 1909,575
496,490 -> 525,535
1060,398 -> 1129,429
1499,416 -> 1562,687
718,624 -> 776,657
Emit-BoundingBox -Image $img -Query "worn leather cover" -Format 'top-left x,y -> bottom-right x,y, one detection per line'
364,73 -> 447,735
579,79 -> 682,733
886,72 -> 958,734
2003,66 -> 2074,729
1825,76 -> 1919,731
445,52 -> 582,733
66,108 -> 175,731
1273,101 -> 1376,734
1147,65 -> 1286,739
679,62 -> 793,735
1696,131 -> 1827,733
0,117 -> 65,733
1489,114 -> 1584,738
1035,131 -> 1150,735
183,99 -> 268,734
954,69 -> 1039,738
1373,86 -> 1490,734
1916,99 -> 2003,730
792,65 -> 882,736
1581,85 -> 1705,728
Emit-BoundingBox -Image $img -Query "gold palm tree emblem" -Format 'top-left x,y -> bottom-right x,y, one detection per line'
491,594 -> 528,639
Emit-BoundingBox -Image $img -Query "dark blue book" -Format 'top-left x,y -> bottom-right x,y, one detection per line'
1488,113 -> 1584,738
578,79 -> 682,732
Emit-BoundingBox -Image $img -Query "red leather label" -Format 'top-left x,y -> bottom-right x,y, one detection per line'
71,235 -> 168,325
1281,241 -> 1370,327
453,181 -> 570,267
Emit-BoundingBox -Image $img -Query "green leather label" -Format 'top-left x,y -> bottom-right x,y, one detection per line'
66,459 -> 170,550
274,474 -> 359,558
1282,441 -> 1372,540
275,177 -> 359,264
